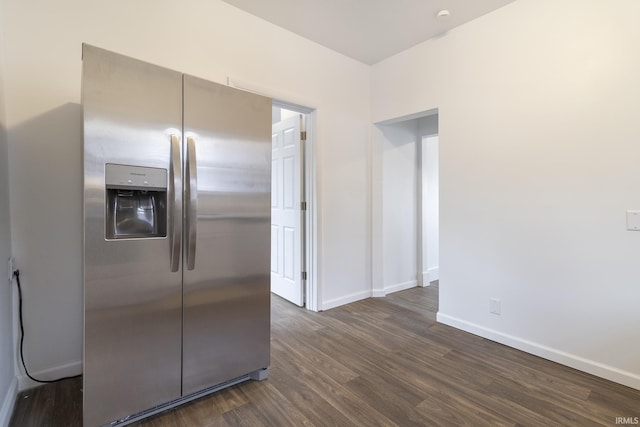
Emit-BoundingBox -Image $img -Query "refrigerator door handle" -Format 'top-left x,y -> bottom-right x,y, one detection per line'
186,136 -> 198,270
169,134 -> 182,272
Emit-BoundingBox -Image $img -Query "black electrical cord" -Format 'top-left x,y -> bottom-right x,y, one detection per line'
13,269 -> 82,383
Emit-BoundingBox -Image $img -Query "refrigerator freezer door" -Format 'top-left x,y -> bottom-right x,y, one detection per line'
83,45 -> 183,426
182,76 -> 272,395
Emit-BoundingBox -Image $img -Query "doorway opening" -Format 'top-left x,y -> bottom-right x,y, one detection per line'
271,103 -> 317,310
372,110 -> 439,305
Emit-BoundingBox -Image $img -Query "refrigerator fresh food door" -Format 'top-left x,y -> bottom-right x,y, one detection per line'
182,75 -> 272,395
83,45 -> 183,427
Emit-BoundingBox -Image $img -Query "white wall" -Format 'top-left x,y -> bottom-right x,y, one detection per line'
0,0 -> 17,422
3,0 -> 371,385
372,0 -> 640,389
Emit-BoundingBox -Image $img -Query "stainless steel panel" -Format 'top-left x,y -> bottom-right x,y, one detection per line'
182,76 -> 271,395
83,45 -> 183,426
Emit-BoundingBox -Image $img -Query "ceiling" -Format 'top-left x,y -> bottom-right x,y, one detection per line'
221,0 -> 517,65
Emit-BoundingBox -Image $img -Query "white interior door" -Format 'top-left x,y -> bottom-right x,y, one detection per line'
271,114 -> 304,306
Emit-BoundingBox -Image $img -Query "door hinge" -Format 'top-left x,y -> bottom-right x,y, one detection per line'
302,271 -> 307,281
300,131 -> 307,141
301,201 -> 307,211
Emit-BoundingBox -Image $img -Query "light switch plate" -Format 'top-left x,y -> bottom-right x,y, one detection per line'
627,211 -> 640,231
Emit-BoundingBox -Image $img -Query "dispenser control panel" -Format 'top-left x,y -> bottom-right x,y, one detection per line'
106,164 -> 167,191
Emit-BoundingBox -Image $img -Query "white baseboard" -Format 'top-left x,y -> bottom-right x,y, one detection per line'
17,360 -> 82,391
422,268 -> 439,285
421,272 -> 430,286
321,290 -> 371,311
437,312 -> 640,391
372,289 -> 386,298
385,280 -> 417,295
428,267 -> 439,281
0,377 -> 17,427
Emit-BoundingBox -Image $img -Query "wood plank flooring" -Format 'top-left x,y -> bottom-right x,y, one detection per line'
10,283 -> 640,426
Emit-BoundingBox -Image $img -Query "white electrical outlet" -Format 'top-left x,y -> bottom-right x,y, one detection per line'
489,298 -> 501,315
627,210 -> 640,231
7,257 -> 15,281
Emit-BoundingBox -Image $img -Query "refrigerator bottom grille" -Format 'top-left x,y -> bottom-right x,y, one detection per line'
103,373 -> 254,427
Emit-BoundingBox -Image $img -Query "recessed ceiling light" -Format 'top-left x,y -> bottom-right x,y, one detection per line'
436,9 -> 451,21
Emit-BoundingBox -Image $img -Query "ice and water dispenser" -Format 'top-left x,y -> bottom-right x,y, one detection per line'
105,164 -> 168,239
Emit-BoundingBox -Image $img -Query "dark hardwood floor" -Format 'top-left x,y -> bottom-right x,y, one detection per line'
10,283 -> 640,426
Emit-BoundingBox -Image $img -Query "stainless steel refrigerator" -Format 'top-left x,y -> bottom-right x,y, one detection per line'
82,45 -> 271,426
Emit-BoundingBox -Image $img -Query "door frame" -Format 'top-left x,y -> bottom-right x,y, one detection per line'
227,78 -> 319,311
